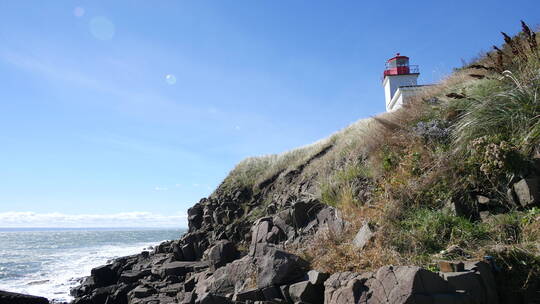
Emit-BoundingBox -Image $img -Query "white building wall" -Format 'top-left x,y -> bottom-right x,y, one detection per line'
383,74 -> 419,111
387,85 -> 424,111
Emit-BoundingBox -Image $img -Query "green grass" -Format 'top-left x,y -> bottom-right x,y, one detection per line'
393,208 -> 489,254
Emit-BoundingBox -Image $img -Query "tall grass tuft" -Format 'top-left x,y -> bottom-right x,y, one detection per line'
453,24 -> 540,156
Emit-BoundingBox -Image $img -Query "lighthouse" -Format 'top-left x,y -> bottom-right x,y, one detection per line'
383,53 -> 422,111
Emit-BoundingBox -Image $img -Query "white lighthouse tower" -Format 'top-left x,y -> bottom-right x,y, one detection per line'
383,53 -> 421,111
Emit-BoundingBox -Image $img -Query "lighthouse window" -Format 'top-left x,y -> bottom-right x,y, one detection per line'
396,58 -> 408,66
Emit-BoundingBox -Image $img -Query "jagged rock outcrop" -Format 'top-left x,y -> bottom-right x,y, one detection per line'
0,290 -> 49,304
70,141 -> 502,304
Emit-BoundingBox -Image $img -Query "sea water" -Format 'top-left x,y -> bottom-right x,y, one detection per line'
0,228 -> 184,303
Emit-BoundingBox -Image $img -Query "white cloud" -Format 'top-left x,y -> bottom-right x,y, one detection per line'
154,186 -> 169,191
0,211 -> 187,228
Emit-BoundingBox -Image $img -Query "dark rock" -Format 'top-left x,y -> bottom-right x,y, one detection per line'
233,288 -> 264,302
307,270 -> 329,285
104,283 -> 134,304
184,276 -> 197,292
292,201 -> 310,227
464,261 -> 498,304
153,261 -> 209,278
195,293 -> 232,304
90,286 -> 116,304
288,281 -> 324,304
70,276 -> 97,297
440,271 -> 487,304
172,242 -> 185,261
204,240 -> 239,269
91,264 -> 118,287
0,290 -> 49,304
140,251 -> 150,259
279,285 -> 292,302
129,285 -> 155,299
118,269 -> 151,284
182,243 -> 197,262
256,245 -> 309,288
195,256 -> 254,296
188,203 -> 204,232
261,286 -> 282,301
324,266 -> 470,304
178,291 -> 196,304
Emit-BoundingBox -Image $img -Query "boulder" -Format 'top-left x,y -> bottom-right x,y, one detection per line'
255,245 -> 309,288
324,266 -> 477,304
440,271 -> 487,303
352,222 -> 374,250
129,285 -> 155,299
292,201 -> 310,227
118,269 -> 151,284
91,264 -> 118,287
195,256 -> 254,296
0,290 -> 49,304
513,177 -> 540,207
104,283 -> 135,304
233,288 -> 264,302
89,285 -> 116,304
153,261 -> 209,278
323,272 -> 369,304
261,286 -> 282,301
178,291 -> 196,304
288,281 -> 324,304
172,241 -> 185,261
464,261 -> 498,303
315,207 -> 348,236
204,240 -> 239,269
195,292 -> 232,304
188,203 -> 204,232
308,270 -> 330,285
70,276 -> 97,297
182,243 -> 197,261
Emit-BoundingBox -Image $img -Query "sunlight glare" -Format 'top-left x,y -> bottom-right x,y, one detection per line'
165,74 -> 177,85
89,17 -> 115,40
73,7 -> 85,18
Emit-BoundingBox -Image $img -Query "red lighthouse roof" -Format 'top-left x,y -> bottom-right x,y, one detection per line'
386,53 -> 409,62
383,53 -> 419,77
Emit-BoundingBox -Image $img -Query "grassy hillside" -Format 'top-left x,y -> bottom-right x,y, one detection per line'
212,21 -> 540,295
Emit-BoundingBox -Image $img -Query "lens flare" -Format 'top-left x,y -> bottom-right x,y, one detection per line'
73,7 -> 85,17
165,74 -> 177,85
89,17 -> 115,40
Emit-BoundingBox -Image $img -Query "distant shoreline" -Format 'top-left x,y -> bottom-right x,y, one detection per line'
0,227 -> 185,232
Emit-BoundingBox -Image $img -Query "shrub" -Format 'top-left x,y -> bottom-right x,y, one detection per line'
485,212 -> 522,244
392,208 -> 488,254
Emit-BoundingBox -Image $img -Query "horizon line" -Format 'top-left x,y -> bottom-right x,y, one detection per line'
0,226 -> 187,230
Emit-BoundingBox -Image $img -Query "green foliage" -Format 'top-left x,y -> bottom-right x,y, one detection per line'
416,178 -> 453,208
522,207 -> 540,225
320,162 -> 371,208
453,61 -> 540,157
381,147 -> 399,172
393,208 -> 488,254
490,246 -> 540,291
486,212 -> 523,244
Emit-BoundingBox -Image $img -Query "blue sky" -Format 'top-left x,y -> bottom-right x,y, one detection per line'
0,0 -> 538,227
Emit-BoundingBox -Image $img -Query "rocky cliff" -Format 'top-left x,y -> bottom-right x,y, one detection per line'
69,22 -> 540,304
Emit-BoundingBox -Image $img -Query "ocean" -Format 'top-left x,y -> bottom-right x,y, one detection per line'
0,228 -> 184,303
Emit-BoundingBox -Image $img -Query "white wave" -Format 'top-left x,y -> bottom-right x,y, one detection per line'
0,240 -> 167,302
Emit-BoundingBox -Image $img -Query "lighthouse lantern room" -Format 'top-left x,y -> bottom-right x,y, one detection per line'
383,53 -> 421,111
